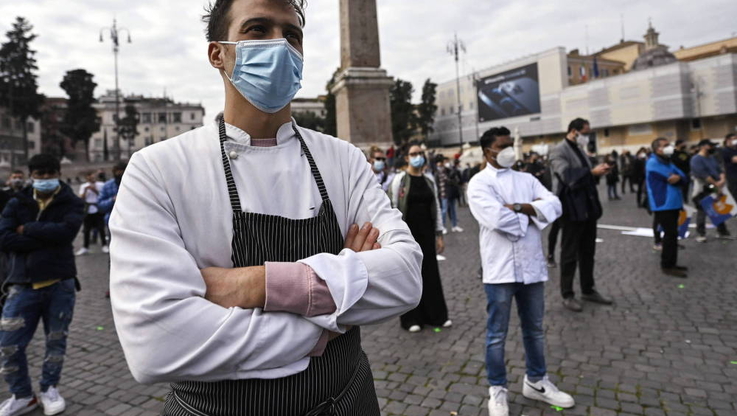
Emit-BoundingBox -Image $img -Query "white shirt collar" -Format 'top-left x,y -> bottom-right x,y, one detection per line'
221,119 -> 296,146
486,162 -> 512,177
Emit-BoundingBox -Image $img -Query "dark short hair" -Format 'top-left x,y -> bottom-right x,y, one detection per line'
11,170 -> 23,175
479,127 -> 511,149
567,118 -> 589,134
203,0 -> 307,42
28,154 -> 60,174
675,139 -> 686,146
113,161 -> 128,173
651,137 -> 668,153
726,133 -> 736,140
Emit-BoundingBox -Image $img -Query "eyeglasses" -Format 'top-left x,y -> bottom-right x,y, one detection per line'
408,152 -> 425,157
373,157 -> 386,161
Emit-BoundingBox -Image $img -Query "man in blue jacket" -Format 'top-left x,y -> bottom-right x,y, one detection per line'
646,138 -> 688,278
0,154 -> 84,416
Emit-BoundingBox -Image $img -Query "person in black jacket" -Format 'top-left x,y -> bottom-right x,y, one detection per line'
0,154 -> 84,416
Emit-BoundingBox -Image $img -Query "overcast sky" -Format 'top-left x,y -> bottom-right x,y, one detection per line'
2,0 -> 736,122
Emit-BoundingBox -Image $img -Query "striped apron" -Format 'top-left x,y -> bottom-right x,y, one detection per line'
162,119 -> 380,416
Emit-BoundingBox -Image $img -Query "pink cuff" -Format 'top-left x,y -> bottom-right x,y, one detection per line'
308,330 -> 330,357
264,262 -> 336,317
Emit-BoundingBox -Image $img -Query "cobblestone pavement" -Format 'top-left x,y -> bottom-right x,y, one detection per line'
1,189 -> 736,416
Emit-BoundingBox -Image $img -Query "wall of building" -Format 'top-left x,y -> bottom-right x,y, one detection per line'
598,43 -> 644,71
431,52 -> 737,155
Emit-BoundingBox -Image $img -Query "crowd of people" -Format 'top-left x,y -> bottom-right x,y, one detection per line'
367,118 -> 735,415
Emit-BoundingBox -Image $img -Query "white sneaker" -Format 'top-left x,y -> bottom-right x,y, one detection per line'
695,236 -> 707,243
101,245 -> 110,254
39,386 -> 65,415
74,247 -> 89,256
0,395 -> 38,416
487,386 -> 509,416
452,226 -> 464,233
436,254 -> 446,261
408,325 -> 421,333
442,320 -> 453,328
522,375 -> 575,408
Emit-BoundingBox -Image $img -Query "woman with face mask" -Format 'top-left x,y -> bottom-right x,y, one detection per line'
387,144 -> 451,333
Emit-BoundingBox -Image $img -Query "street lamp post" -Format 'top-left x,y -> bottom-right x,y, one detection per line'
100,18 -> 131,162
469,70 -> 480,142
447,33 -> 466,150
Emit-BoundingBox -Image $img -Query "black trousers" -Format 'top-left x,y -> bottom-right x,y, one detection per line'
621,175 -> 635,193
636,178 -> 646,207
654,209 -> 679,268
548,219 -> 561,258
82,212 -> 107,248
560,219 -> 597,299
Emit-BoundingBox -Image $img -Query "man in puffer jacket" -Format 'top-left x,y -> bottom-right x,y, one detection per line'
646,138 -> 688,278
0,154 -> 83,416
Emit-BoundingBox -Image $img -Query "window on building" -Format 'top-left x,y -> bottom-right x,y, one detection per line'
580,66 -> 586,77
450,107 -> 454,114
27,122 -> 35,133
173,112 -> 182,123
144,127 -> 149,132
145,137 -> 152,146
142,113 -> 152,124
95,139 -> 103,149
441,108 -> 445,116
161,126 -> 165,132
604,128 -> 610,137
1,117 -> 9,129
691,118 -> 702,130
190,112 -> 196,120
568,66 -> 572,77
158,113 -> 167,123
28,140 -> 35,149
113,114 -> 119,123
628,124 -> 653,136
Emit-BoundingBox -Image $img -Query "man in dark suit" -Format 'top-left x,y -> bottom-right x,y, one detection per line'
549,118 -> 614,312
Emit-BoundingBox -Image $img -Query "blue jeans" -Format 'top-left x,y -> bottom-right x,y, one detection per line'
0,279 -> 76,398
441,198 -> 458,228
484,282 -> 546,386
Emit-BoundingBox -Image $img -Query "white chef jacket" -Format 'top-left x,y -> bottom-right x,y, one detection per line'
467,163 -> 561,285
109,121 -> 422,384
79,182 -> 104,214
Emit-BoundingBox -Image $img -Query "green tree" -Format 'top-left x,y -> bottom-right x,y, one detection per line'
0,16 -> 45,166
117,104 -> 139,157
416,79 -> 438,141
390,79 -> 416,146
60,69 -> 100,162
293,111 -> 325,132
322,67 -> 340,137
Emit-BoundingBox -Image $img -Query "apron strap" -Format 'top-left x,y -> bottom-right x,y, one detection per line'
218,118 -> 243,212
291,124 -> 330,202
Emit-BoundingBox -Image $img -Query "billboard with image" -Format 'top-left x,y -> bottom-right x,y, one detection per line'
477,63 -> 541,122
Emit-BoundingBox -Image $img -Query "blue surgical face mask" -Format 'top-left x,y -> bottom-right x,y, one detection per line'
219,38 -> 304,114
373,160 -> 385,171
32,178 -> 60,193
410,156 -> 425,168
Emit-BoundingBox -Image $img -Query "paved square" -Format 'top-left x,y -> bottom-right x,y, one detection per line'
1,190 -> 735,415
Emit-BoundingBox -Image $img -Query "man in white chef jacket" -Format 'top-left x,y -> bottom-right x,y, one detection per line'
109,1 -> 422,415
467,127 -> 575,416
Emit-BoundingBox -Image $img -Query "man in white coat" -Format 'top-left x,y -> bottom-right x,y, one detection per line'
468,127 -> 575,416
108,1 -> 422,415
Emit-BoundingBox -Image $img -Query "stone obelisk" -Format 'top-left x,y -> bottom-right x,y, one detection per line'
331,0 -> 394,149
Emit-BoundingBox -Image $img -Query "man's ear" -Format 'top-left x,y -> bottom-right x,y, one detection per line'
208,42 -> 226,70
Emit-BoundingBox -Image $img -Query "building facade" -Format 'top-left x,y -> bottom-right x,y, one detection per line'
431,24 -> 737,155
0,107 -> 41,170
89,90 -> 205,162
